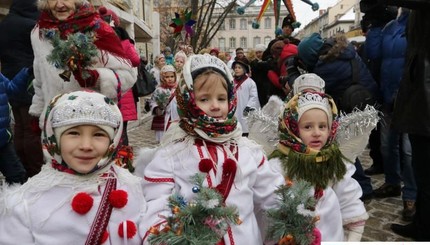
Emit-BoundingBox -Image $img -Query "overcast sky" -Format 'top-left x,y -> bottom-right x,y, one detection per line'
293,0 -> 339,29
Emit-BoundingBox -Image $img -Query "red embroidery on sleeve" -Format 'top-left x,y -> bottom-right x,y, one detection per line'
144,176 -> 175,183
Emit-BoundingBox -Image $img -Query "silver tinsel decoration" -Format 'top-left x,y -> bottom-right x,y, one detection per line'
336,105 -> 380,141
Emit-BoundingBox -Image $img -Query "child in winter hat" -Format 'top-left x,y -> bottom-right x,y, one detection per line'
269,91 -> 369,241
47,90 -> 122,173
0,90 -> 147,245
139,54 -> 284,244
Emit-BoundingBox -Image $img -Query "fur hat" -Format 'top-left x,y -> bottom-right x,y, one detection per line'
293,73 -> 325,94
98,6 -> 120,27
232,57 -> 250,74
50,91 -> 122,143
298,33 -> 324,71
255,44 -> 266,52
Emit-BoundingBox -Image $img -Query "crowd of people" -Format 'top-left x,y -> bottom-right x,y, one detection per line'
0,0 -> 429,243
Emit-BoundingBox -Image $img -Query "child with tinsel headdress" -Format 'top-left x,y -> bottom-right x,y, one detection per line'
0,91 -> 146,244
138,54 -> 285,244
149,64 -> 179,143
268,89 -> 370,241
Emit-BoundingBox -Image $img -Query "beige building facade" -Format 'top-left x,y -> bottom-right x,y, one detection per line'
210,4 -> 289,54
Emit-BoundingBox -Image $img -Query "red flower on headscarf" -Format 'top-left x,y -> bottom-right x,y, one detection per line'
71,192 -> 94,214
109,190 -> 128,208
118,220 -> 137,239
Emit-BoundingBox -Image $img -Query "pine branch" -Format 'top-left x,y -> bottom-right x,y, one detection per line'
148,173 -> 241,245
266,179 -> 318,245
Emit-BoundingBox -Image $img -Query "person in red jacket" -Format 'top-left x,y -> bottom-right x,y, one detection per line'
99,6 -> 140,146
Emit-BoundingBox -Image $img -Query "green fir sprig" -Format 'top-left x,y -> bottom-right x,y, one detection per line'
266,179 -> 319,245
152,88 -> 172,109
45,29 -> 98,72
148,173 -> 241,245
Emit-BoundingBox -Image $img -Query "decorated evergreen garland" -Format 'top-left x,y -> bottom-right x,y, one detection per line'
148,173 -> 241,245
266,179 -> 321,245
45,29 -> 98,81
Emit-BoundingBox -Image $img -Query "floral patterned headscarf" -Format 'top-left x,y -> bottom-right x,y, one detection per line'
175,54 -> 242,143
271,91 -> 346,189
42,90 -> 123,175
278,91 -> 339,154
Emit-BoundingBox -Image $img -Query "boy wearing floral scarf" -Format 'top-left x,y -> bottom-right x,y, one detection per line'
138,54 -> 284,244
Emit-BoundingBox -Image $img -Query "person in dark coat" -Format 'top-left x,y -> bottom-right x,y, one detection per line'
387,0 -> 430,240
366,8 -> 416,221
0,69 -> 30,184
298,33 -> 378,104
0,0 -> 43,178
297,32 -> 379,202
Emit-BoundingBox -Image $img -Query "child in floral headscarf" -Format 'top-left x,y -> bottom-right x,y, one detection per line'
138,54 -> 284,244
0,90 -> 146,244
149,64 -> 178,143
269,91 -> 368,241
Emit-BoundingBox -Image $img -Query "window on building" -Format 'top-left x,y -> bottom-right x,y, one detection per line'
264,36 -> 271,46
253,37 -> 261,47
219,38 -> 226,51
264,17 -> 271,29
240,18 -> 247,30
219,21 -> 225,30
229,19 -> 236,30
240,37 -> 247,48
229,37 -> 236,49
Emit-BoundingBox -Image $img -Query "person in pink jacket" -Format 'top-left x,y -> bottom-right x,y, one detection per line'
99,6 -> 140,146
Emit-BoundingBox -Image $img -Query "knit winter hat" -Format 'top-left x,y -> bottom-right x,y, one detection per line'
50,91 -> 122,144
293,73 -> 325,94
255,44 -> 266,52
160,64 -> 176,74
298,33 -> 324,71
98,6 -> 120,27
43,90 -> 122,175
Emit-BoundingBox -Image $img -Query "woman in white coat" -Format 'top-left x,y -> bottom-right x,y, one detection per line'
29,0 -> 136,128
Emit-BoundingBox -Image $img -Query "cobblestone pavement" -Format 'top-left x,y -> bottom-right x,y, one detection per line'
128,114 -> 413,242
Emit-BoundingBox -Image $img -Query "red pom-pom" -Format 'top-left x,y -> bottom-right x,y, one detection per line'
109,190 -> 128,208
71,192 -> 93,214
223,159 -> 237,174
199,158 -> 213,173
98,6 -> 107,15
100,230 -> 109,244
118,220 -> 137,239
